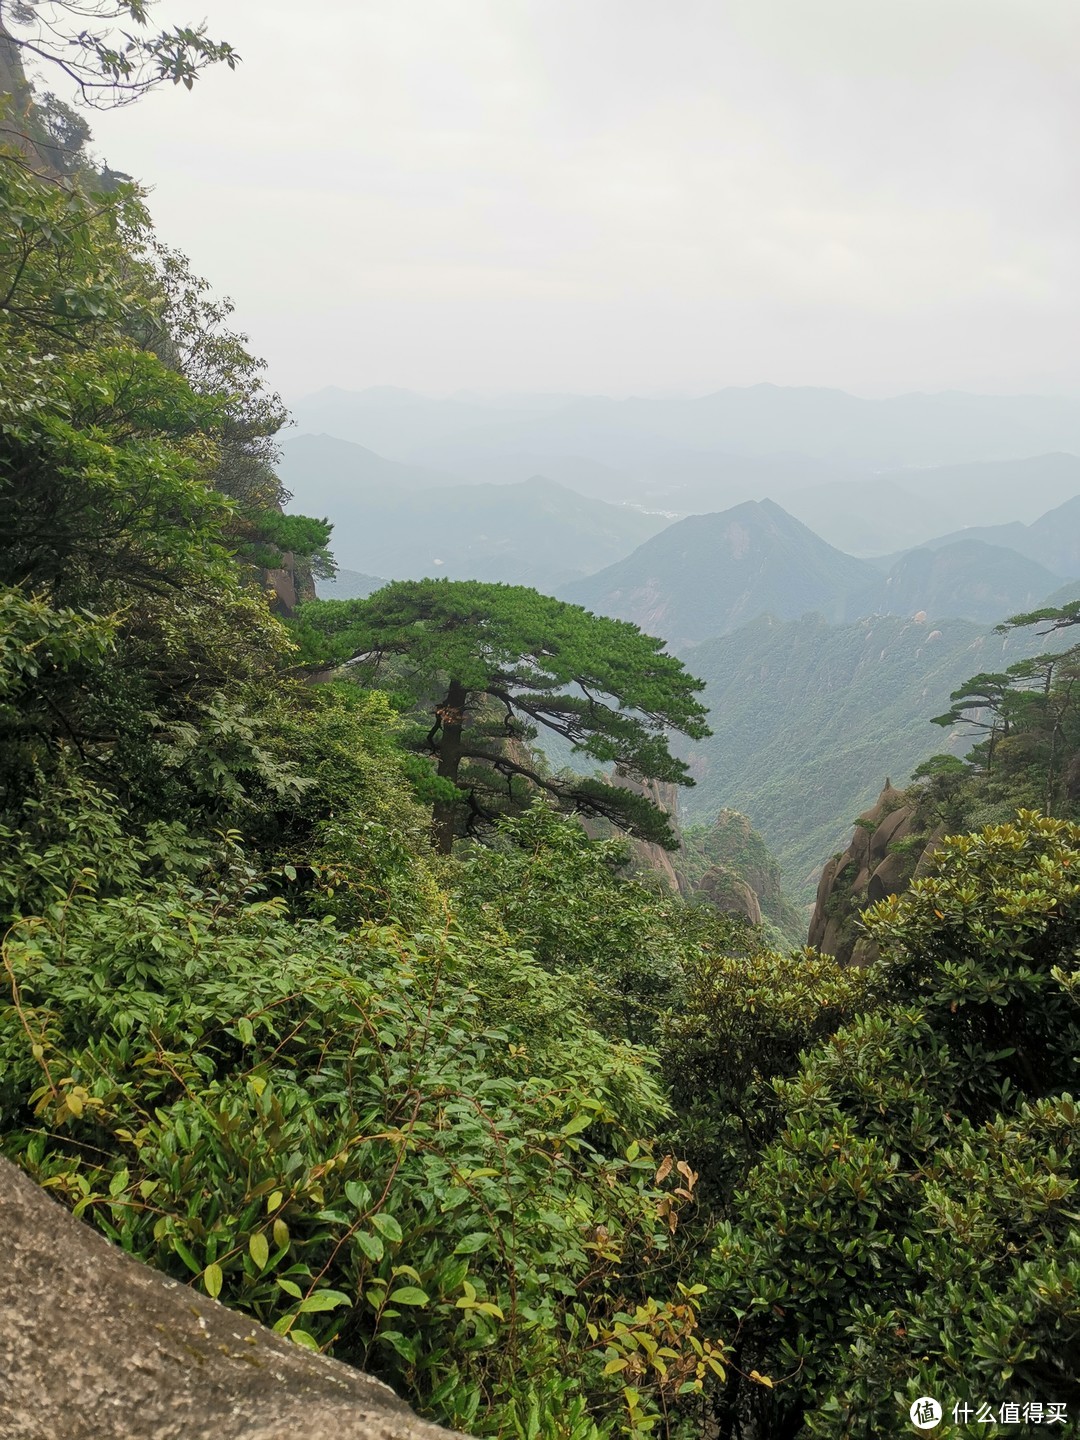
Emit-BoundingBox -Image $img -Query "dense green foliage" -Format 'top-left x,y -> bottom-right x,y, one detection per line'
297,578 -> 711,852
710,815 -> 1080,1437
920,602 -> 1080,834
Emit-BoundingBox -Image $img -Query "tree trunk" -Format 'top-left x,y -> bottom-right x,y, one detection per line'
431,678 -> 467,854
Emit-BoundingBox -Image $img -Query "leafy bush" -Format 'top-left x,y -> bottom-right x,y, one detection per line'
0,853 -> 727,1436
707,813 -> 1080,1438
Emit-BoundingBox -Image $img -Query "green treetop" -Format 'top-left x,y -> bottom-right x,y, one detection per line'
298,578 -> 711,853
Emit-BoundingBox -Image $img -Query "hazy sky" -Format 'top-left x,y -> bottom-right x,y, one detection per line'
82,0 -> 1080,403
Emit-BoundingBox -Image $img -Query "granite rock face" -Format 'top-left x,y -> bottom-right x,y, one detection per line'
807,781 -> 941,965
0,1157 -> 461,1440
696,864 -> 763,925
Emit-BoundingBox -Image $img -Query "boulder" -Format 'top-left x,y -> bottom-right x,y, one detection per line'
0,1157 -> 461,1440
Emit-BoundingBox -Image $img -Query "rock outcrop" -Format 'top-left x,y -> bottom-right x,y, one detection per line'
603,772 -> 683,890
0,1157 -> 460,1440
808,781 -> 942,965
696,864 -> 763,924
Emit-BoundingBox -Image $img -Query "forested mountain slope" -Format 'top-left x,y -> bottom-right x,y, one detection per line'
679,611 -> 1061,898
848,538 -> 1066,626
561,499 -> 874,647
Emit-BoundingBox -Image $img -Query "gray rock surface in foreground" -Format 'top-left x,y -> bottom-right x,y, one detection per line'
0,1156 -> 461,1440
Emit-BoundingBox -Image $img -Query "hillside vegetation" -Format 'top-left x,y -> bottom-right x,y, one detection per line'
679,611 -> 1065,898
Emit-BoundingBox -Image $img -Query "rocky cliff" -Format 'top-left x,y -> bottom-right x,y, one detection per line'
0,1157 -> 459,1440
808,780 -> 943,964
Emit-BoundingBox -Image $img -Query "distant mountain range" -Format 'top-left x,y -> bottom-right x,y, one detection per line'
291,383 -> 1080,472
279,433 -> 464,494
778,454 -> 1080,556
284,423 -> 1080,636
852,540 -> 1065,627
558,492 -> 1080,641
315,568 -> 386,601
282,434 -> 666,591
890,493 -> 1080,580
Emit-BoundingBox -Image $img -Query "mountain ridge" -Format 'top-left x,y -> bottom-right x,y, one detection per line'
561,499 -> 876,647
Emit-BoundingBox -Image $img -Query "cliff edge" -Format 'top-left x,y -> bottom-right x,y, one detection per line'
0,1157 -> 460,1440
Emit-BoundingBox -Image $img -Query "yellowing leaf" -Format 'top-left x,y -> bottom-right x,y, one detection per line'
249,1231 -> 269,1271
273,1218 -> 290,1251
203,1262 -> 223,1299
750,1370 -> 773,1388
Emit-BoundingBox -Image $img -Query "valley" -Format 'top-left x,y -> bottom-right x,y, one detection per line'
294,384 -> 1080,914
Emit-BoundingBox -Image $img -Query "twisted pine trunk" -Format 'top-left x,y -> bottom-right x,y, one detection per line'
431,678 -> 467,854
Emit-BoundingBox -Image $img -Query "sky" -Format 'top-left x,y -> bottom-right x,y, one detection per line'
76,0 -> 1080,404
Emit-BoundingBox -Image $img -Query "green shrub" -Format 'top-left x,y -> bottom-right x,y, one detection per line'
707,813 -> 1080,1438
0,861 -> 726,1436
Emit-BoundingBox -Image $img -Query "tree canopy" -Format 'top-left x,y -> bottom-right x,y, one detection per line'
0,2 -> 236,108
298,578 -> 712,852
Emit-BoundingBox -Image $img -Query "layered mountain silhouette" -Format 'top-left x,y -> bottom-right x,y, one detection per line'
281,436 -> 667,591
278,433 -> 464,494
292,383 -> 1080,471
561,499 -> 873,647
851,540 -> 1065,626
779,454 -> 1080,556
900,493 -> 1080,581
